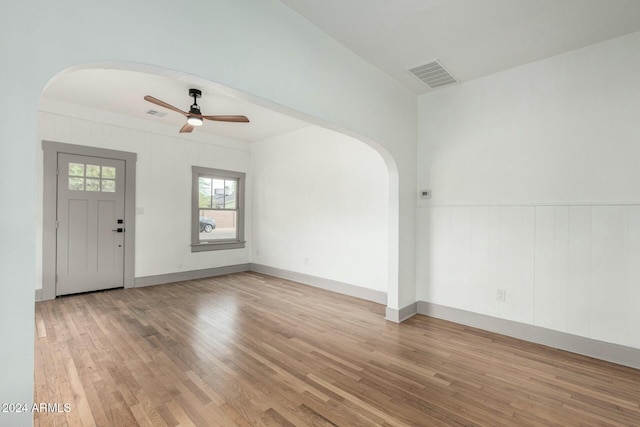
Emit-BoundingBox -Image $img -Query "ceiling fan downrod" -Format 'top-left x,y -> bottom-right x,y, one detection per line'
188,88 -> 202,115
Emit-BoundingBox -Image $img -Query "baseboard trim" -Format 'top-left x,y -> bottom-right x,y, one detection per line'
135,264 -> 250,287
61,262 -> 385,306
385,302 -> 418,323
35,289 -> 43,302
249,263 -> 387,305
417,301 -> 640,370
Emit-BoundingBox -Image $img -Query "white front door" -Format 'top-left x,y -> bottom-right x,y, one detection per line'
56,153 -> 126,295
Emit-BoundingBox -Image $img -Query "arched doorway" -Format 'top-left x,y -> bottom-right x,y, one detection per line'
37,63 -> 398,307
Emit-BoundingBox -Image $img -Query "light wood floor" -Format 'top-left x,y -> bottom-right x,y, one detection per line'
35,272 -> 640,426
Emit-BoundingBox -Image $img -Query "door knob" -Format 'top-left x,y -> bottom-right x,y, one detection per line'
112,228 -> 125,233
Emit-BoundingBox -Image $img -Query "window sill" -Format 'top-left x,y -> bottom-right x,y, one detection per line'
191,241 -> 246,252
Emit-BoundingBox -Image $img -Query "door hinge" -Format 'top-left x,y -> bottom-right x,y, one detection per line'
55,220 -> 59,229
56,166 -> 59,175
55,274 -> 58,284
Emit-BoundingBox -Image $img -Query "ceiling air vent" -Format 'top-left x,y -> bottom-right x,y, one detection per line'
408,60 -> 458,89
146,109 -> 167,117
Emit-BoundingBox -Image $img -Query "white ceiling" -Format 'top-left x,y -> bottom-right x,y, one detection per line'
41,1 -> 640,137
42,69 -> 310,142
280,0 -> 640,94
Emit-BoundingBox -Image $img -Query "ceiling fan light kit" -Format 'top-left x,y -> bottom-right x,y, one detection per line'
143,88 -> 249,133
187,116 -> 203,126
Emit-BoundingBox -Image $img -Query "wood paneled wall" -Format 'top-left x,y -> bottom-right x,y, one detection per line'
418,205 -> 640,349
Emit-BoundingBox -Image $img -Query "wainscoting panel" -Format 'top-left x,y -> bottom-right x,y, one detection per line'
590,206 -> 628,345
418,203 -> 640,350
628,206 -> 640,348
566,206 -> 591,338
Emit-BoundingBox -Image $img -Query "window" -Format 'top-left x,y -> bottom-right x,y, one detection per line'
191,166 -> 245,251
68,162 -> 116,192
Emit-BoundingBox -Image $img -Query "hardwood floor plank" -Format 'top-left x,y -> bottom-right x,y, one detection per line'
261,407 -> 297,427
35,272 -> 640,426
65,356 -> 96,426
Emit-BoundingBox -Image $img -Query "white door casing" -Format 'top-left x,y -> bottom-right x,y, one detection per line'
56,153 -> 125,295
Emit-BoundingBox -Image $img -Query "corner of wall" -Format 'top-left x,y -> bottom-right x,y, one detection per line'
385,301 -> 418,323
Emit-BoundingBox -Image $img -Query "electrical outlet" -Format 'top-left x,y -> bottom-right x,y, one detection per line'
496,289 -> 506,302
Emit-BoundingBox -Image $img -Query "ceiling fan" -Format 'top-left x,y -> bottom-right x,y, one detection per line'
144,88 -> 249,133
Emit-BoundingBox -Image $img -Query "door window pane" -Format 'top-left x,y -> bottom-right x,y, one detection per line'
69,163 -> 84,176
101,179 -> 116,192
86,179 -> 100,191
102,166 -> 116,179
68,177 -> 84,191
86,164 -> 100,178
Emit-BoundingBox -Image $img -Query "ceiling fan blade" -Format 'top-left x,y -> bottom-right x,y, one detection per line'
144,95 -> 188,116
202,115 -> 250,123
179,123 -> 195,133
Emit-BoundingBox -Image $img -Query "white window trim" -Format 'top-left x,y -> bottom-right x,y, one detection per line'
191,166 -> 246,252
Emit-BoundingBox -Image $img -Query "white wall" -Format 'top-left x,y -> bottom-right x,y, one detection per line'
37,100 -> 252,285
251,126 -> 389,293
1,0 -> 416,418
417,31 -> 640,349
